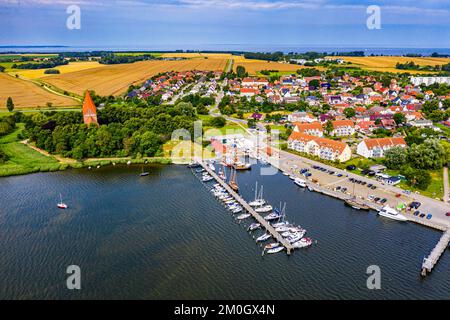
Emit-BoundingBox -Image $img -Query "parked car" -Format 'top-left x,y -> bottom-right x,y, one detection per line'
370,186 -> 377,190
380,198 -> 387,204
413,211 -> 420,216
409,202 -> 421,210
446,212 -> 450,217
426,214 -> 432,220
419,213 -> 426,218
346,165 -> 356,170
395,193 -> 401,198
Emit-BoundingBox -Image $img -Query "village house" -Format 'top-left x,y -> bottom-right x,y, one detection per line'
288,132 -> 352,162
288,112 -> 316,123
331,120 -> 355,137
293,122 -> 324,137
357,137 -> 407,158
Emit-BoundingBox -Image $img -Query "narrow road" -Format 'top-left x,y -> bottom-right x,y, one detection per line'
444,167 -> 449,203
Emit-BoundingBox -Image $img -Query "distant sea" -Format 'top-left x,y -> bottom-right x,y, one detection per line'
1,45 -> 450,56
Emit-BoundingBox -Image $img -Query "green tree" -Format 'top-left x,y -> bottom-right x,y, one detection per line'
343,108 -> 356,119
324,120 -> 334,135
6,97 -> 14,112
236,66 -> 247,79
409,139 -> 446,169
384,146 -> 408,169
393,112 -> 406,125
210,116 -> 226,128
401,166 -> 432,190
308,79 -> 320,88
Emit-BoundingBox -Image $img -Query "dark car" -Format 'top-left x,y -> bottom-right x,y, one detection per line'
414,211 -> 420,216
419,213 -> 426,218
361,181 -> 367,186
371,186 -> 377,190
446,212 -> 450,217
367,171 -> 376,176
337,174 -> 343,177
380,198 -> 387,204
368,183 -> 373,188
374,197 -> 381,203
409,202 -> 421,209
346,165 -> 356,170
305,173 -> 312,177
341,187 -> 347,192
329,171 -> 335,175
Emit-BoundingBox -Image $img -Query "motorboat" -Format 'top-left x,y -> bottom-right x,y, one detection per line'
202,175 -> 214,182
294,178 -> 307,188
196,168 -> 205,173
287,233 -> 304,244
234,162 -> 252,170
378,206 -> 408,222
264,212 -> 282,221
272,221 -> 289,228
264,243 -> 280,250
292,237 -> 313,248
208,163 -> 216,171
232,207 -> 243,214
260,158 -> 269,165
237,214 -> 251,220
255,205 -> 273,213
289,175 -> 296,180
248,223 -> 261,231
282,172 -> 290,176
187,161 -> 200,168
265,246 -> 284,254
256,233 -> 272,242
307,186 -> 314,192
275,226 -> 290,232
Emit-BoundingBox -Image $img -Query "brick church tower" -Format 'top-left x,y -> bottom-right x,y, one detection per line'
82,91 -> 98,126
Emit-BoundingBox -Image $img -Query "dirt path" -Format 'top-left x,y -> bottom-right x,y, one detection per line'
20,140 -> 78,164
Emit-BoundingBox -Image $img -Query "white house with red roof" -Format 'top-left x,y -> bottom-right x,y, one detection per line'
357,137 -> 407,158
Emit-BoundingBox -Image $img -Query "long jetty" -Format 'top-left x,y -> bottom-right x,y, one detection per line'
421,228 -> 450,276
198,160 -> 294,255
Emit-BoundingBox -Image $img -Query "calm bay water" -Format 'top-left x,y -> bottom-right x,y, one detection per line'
0,164 -> 449,300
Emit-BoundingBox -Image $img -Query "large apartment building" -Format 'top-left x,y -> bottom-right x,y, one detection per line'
357,137 -> 407,158
288,132 -> 352,162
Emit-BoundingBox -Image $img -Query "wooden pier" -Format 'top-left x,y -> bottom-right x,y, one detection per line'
198,161 -> 295,255
421,228 -> 450,276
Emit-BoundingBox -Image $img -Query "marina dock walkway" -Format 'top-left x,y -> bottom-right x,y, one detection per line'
198,161 -> 294,254
421,228 -> 450,276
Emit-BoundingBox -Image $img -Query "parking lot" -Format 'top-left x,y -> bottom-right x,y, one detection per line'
275,149 -> 450,230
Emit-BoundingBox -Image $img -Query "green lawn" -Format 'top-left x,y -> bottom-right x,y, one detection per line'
0,124 -> 66,177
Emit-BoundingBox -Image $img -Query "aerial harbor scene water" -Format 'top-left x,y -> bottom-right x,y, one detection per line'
1,0 -> 450,302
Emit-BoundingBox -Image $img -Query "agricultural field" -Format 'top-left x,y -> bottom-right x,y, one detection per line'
0,73 -> 79,109
333,56 -> 450,74
42,59 -> 230,96
233,58 -> 305,75
9,61 -> 106,80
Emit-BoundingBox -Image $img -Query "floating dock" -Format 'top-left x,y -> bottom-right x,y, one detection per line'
421,228 -> 450,276
198,161 -> 294,255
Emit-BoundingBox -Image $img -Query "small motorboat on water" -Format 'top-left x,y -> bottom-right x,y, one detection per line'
307,186 -> 314,192
265,246 -> 284,254
264,212 -> 282,221
237,214 -> 251,220
292,237 -> 313,248
275,226 -> 290,232
255,205 -> 273,213
232,207 -> 243,214
289,175 -> 296,180
202,175 -> 214,182
264,243 -> 280,250
272,221 -> 289,228
187,161 -> 200,168
378,206 -> 408,222
282,172 -> 290,176
208,163 -> 216,171
196,168 -> 205,173
256,233 -> 272,242
294,178 -> 307,188
248,223 -> 261,231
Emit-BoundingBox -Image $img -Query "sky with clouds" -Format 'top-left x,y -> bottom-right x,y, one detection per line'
0,0 -> 449,49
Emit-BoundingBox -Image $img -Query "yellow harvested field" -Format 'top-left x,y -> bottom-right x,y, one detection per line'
0,73 -> 78,109
333,56 -> 450,74
11,62 -> 106,80
233,59 -> 305,74
42,59 -> 229,96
